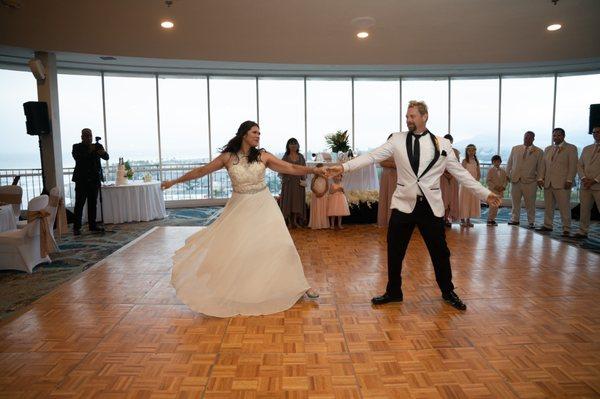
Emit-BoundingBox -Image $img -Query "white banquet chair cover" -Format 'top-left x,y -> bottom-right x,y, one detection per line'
16,187 -> 60,236
0,195 -> 54,273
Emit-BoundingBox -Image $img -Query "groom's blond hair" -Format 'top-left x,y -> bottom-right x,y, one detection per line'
407,100 -> 428,116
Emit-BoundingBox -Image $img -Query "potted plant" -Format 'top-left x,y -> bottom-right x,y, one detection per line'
325,130 -> 350,153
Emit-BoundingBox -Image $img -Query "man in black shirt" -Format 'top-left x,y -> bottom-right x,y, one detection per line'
72,128 -> 109,235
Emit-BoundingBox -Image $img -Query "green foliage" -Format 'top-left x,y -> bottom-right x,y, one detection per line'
124,161 -> 134,179
325,130 -> 350,153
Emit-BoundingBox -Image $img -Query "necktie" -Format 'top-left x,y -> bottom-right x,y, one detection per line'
410,133 -> 423,176
551,146 -> 559,162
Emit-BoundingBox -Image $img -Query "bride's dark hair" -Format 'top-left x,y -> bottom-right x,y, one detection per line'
220,120 -> 263,163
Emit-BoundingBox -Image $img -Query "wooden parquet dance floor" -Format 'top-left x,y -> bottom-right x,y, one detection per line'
0,225 -> 599,398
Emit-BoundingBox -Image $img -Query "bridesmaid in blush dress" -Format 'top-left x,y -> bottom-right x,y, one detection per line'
440,134 -> 461,227
377,134 -> 398,228
459,144 -> 482,227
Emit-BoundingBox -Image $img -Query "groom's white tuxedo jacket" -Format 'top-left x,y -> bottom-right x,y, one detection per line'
343,131 -> 491,217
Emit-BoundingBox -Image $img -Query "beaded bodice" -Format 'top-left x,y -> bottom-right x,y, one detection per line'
228,157 -> 267,194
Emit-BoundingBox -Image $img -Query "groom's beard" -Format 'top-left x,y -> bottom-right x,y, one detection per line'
407,122 -> 416,133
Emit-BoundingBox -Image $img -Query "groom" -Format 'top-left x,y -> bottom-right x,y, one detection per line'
327,101 -> 501,310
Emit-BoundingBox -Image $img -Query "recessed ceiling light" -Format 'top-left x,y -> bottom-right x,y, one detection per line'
161,20 -> 174,29
357,31 -> 369,39
547,23 -> 562,31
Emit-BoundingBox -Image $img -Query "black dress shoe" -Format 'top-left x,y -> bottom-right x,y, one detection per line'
527,223 -> 535,229
536,226 -> 553,232
89,226 -> 105,233
561,231 -> 571,237
573,232 -> 588,239
507,221 -> 520,226
371,293 -> 403,305
442,291 -> 467,310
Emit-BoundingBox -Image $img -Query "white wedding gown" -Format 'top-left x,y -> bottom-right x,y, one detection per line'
171,157 -> 311,317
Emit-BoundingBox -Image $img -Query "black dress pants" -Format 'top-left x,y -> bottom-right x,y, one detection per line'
74,181 -> 99,230
386,196 -> 454,296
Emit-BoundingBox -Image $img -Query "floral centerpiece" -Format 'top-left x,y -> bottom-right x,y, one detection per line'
325,130 -> 350,153
124,161 -> 134,179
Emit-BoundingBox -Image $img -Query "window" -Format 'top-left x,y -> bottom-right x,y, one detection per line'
103,74 -> 159,167
450,77 -> 500,162
258,78 -> 305,157
500,76 -> 554,160
209,77 -> 257,159
306,78 -> 352,157
158,76 -> 209,164
401,78 -> 449,136
555,73 -> 600,151
354,79 -> 400,154
58,72 -> 104,168
0,68 -> 40,169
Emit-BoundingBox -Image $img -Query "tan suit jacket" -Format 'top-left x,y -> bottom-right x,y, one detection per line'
506,144 -> 543,184
487,167 -> 508,192
540,142 -> 578,189
577,143 -> 600,191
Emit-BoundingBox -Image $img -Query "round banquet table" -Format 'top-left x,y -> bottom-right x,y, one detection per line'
83,181 -> 167,224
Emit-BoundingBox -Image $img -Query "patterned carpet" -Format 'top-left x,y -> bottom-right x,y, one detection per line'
0,207 -> 223,320
1,204 -> 598,321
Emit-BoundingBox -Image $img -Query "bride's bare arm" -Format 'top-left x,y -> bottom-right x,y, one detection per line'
161,153 -> 228,190
262,151 -> 325,176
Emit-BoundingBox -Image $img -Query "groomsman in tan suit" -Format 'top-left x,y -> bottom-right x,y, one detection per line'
506,131 -> 544,228
574,126 -> 600,239
538,128 -> 579,236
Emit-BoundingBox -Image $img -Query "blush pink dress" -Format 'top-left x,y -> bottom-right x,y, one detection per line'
377,158 -> 398,227
458,159 -> 482,219
327,183 -> 350,217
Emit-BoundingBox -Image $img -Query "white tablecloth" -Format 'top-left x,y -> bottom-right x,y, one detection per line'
0,205 -> 17,232
306,162 -> 379,191
84,181 -> 167,224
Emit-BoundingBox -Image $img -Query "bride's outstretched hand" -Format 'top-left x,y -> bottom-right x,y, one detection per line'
313,166 -> 327,177
326,164 -> 343,178
161,180 -> 174,190
486,193 -> 502,207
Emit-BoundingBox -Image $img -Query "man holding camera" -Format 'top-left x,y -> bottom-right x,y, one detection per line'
72,128 -> 109,235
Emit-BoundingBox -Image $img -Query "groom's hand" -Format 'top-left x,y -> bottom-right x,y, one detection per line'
486,193 -> 502,207
326,164 -> 344,178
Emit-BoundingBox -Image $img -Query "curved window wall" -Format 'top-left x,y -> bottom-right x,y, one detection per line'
1,67 -> 599,202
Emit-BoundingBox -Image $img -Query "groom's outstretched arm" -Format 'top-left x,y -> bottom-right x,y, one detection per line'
328,137 -> 395,177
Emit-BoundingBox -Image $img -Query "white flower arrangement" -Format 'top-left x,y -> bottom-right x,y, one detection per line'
306,190 -> 380,207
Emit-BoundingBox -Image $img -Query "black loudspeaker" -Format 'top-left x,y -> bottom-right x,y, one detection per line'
590,103 -> 600,133
23,101 -> 51,135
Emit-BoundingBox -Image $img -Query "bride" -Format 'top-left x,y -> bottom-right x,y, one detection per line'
161,121 -> 325,317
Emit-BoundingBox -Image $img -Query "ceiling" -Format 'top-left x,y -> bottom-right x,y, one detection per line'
0,0 -> 599,68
